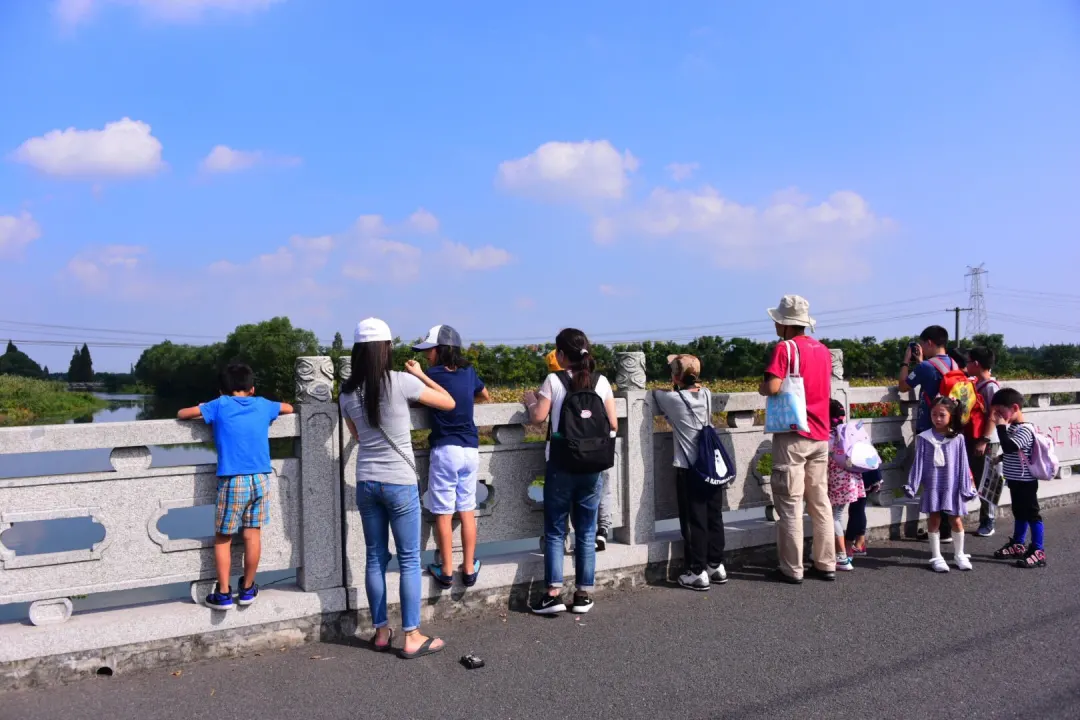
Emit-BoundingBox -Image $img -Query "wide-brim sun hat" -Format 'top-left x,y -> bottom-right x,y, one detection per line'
354,317 -> 392,344
767,294 -> 816,332
411,325 -> 463,351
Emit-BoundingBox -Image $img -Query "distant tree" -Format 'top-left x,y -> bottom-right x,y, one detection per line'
332,332 -> 345,353
218,317 -> 320,401
79,344 -> 94,381
43,365 -> 49,376
68,347 -> 81,381
0,342 -> 45,378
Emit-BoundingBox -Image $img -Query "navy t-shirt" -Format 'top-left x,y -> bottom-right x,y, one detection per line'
200,395 -> 281,476
905,355 -> 958,434
426,365 -> 485,448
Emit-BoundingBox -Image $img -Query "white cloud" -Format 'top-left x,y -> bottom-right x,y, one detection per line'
666,162 -> 699,182
55,0 -> 284,26
200,144 -> 301,174
405,208 -> 440,234
607,185 -> 894,274
341,263 -> 372,280
64,245 -> 147,293
253,247 -> 294,274
353,214 -> 389,238
441,242 -> 513,271
13,118 -> 164,178
361,238 -> 422,282
599,284 -> 634,297
497,140 -> 639,202
0,212 -> 41,259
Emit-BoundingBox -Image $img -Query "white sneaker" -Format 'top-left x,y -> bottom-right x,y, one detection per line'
836,556 -> 854,571
707,563 -> 728,584
930,556 -> 950,573
954,553 -> 973,571
677,570 -> 710,591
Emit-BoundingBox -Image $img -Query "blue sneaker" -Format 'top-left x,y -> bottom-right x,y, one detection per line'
977,522 -> 995,538
205,584 -> 234,610
235,582 -> 259,606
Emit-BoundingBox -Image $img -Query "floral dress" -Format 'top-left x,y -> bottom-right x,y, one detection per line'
828,431 -> 867,506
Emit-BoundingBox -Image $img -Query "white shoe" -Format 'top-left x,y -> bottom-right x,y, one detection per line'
677,570 -> 710,591
954,553 -> 973,571
930,556 -> 950,573
707,563 -> 728,584
836,556 -> 855,571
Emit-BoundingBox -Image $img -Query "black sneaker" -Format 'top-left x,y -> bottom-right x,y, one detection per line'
571,592 -> 594,614
1017,547 -> 1047,569
595,531 -> 608,552
531,594 -> 566,615
994,538 -> 1027,560
806,565 -> 836,582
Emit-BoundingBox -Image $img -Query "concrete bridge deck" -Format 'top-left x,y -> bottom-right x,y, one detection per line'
7,505 -> 1079,720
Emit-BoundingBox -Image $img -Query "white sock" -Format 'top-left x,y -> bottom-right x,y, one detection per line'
953,531 -> 966,557
929,531 -> 942,560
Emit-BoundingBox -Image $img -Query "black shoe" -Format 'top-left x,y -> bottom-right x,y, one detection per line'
595,531 -> 608,552
806,565 -> 836,582
570,592 -> 594,614
772,568 -> 803,585
531,594 -> 567,615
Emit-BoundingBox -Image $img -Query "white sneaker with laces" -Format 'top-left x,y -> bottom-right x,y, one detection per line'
954,553 -> 973,571
707,563 -> 728,584
930,556 -> 950,573
677,570 -> 710,591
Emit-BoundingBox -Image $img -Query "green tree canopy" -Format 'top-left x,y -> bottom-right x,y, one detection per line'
0,342 -> 45,379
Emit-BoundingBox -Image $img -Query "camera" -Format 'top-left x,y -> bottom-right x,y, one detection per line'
460,653 -> 485,669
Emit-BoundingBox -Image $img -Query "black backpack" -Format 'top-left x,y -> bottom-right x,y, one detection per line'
549,371 -> 616,474
675,388 -> 735,487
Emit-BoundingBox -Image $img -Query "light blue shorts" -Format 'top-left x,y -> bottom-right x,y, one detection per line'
425,445 -> 480,514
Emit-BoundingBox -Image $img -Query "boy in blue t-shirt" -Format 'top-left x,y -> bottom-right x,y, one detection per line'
178,363 -> 294,609
412,325 -> 489,589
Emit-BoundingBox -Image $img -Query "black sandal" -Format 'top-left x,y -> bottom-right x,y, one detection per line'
399,636 -> 445,660
371,627 -> 394,653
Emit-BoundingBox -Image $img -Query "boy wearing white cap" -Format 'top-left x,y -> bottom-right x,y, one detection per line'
412,325 -> 490,589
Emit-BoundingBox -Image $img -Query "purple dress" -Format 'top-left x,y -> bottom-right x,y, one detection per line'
905,430 -> 975,515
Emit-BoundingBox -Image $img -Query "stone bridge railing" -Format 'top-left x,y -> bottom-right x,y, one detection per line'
2,354 -> 1080,688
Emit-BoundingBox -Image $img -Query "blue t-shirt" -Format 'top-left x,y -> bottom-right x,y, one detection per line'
426,365 -> 485,449
200,396 -> 282,477
905,355 -> 957,434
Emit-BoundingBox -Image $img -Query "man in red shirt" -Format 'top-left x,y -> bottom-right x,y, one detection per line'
759,295 -> 836,583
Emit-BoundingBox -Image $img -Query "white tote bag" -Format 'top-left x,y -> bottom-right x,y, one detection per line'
765,340 -> 810,434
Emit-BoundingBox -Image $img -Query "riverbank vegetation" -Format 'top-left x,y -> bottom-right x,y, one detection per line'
0,376 -> 107,426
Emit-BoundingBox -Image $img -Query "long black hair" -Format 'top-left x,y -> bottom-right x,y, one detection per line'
341,341 -> 393,428
555,328 -> 595,392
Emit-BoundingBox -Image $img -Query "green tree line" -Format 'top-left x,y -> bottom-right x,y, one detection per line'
128,318 -> 1080,404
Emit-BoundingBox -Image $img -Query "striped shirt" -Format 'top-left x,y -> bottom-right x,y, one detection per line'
999,423 -> 1035,482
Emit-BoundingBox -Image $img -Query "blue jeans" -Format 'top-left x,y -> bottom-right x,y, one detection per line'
543,463 -> 602,591
357,481 -> 422,632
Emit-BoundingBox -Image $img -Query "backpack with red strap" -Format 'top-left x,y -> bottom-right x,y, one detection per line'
926,356 -> 982,436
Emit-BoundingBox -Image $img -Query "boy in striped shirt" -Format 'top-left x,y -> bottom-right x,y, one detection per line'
989,388 -> 1047,568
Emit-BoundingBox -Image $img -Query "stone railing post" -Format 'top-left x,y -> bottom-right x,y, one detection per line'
1032,394 -> 1051,409
614,352 -> 654,546
294,356 -> 343,592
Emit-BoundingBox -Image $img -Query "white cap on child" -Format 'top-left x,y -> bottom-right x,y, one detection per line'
353,318 -> 392,344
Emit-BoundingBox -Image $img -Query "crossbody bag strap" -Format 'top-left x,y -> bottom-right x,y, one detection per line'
355,388 -> 419,482
675,387 -> 708,429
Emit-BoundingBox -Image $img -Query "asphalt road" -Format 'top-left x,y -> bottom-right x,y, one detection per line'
6,506 -> 1080,720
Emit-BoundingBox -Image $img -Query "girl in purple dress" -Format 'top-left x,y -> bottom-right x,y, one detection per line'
905,397 -> 976,573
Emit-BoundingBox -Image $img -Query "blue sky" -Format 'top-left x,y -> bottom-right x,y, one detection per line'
1,1 -> 1079,371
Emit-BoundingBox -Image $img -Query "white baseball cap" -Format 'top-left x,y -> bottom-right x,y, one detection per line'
353,318 -> 392,344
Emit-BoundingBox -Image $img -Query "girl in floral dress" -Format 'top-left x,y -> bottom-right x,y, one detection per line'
828,400 -> 866,571
825,403 -> 868,569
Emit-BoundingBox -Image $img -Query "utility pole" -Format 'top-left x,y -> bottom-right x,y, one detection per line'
946,307 -> 973,347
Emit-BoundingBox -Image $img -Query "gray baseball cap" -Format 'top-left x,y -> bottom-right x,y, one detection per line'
412,325 -> 463,350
